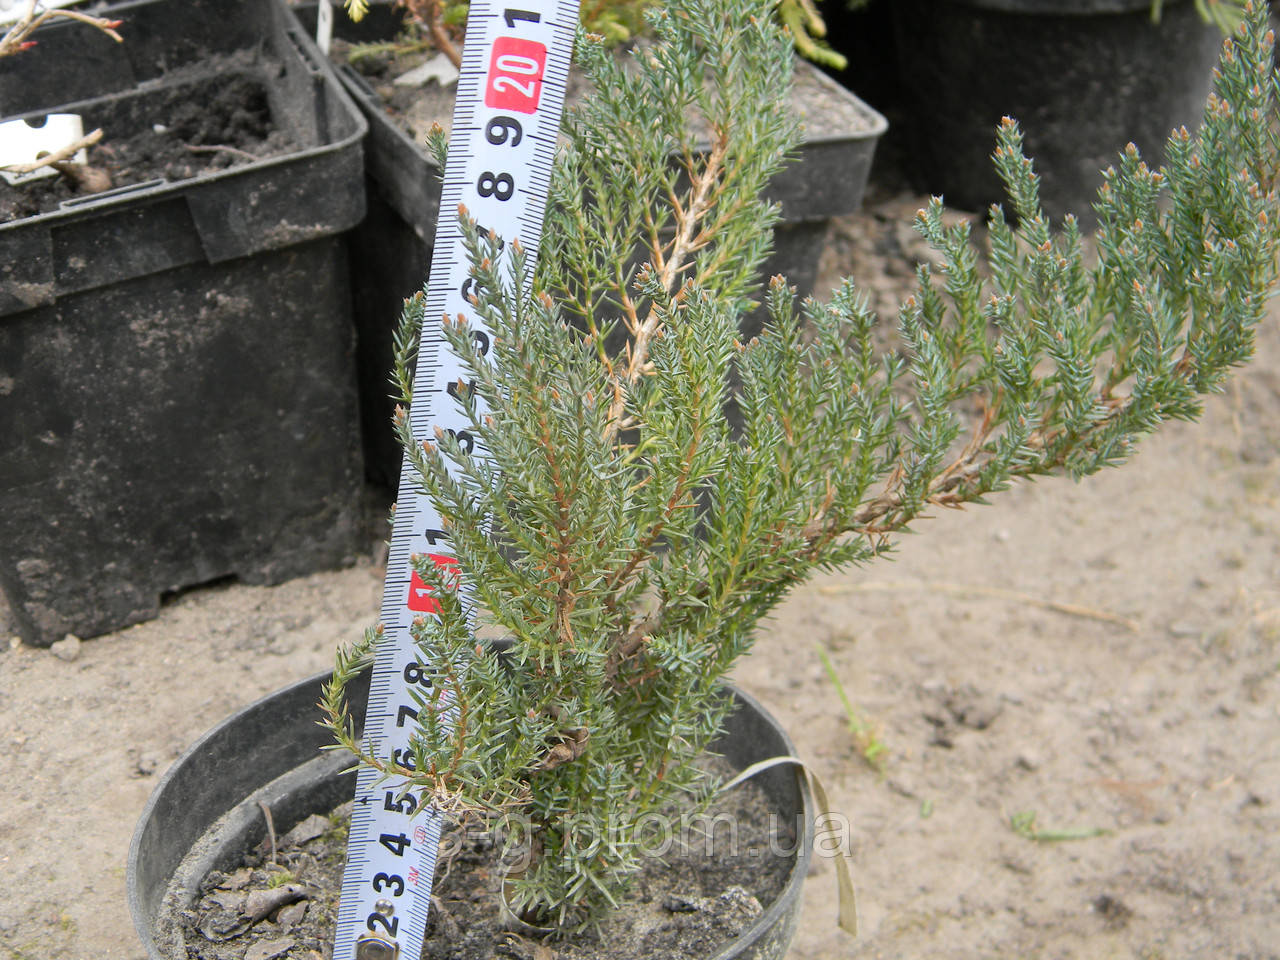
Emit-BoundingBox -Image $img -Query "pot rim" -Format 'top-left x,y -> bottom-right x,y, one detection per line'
936,0 -> 1188,14
710,681 -> 816,960
128,669 -> 816,959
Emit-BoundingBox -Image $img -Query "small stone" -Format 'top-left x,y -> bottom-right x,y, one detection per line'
206,889 -> 245,914
1015,752 -> 1040,772
221,867 -> 253,891
50,634 -> 81,661
243,884 -> 307,922
7,636 -> 19,650
244,937 -> 296,960
275,901 -> 307,929
663,894 -> 699,913
281,813 -> 330,847
196,902 -> 247,940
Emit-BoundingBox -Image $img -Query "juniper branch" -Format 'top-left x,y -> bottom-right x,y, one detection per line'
327,0 -> 1280,932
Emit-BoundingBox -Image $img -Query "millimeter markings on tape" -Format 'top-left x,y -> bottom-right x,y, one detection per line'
333,2 -> 580,958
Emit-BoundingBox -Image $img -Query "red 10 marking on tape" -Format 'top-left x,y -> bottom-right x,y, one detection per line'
406,554 -> 461,613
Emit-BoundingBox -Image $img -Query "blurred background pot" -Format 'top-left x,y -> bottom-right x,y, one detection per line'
885,0 -> 1222,227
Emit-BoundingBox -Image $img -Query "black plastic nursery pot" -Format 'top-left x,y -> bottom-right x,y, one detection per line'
128,669 -> 816,959
888,0 -> 1223,227
0,0 -> 372,647
290,1 -> 889,488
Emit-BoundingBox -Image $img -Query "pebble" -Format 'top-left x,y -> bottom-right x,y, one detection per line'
243,884 -> 308,922
244,937 -> 295,960
50,634 -> 81,661
275,901 -> 308,929
281,813 -> 330,846
663,894 -> 699,913
206,889 -> 245,913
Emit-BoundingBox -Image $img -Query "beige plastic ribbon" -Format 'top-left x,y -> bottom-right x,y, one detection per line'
719,755 -> 858,936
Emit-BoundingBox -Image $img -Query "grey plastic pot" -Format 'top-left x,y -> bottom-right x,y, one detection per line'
128,669 -> 815,959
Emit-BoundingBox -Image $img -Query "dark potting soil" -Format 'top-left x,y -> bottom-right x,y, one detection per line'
176,760 -> 795,960
0,68 -> 296,224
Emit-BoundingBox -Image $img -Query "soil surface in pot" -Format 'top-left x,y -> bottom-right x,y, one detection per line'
175,759 -> 793,960
0,60 -> 297,223
332,35 -> 877,150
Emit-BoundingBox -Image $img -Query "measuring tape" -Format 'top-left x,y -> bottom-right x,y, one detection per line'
333,2 -> 580,958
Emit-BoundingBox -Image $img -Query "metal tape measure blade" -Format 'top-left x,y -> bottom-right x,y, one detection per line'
332,2 -> 581,959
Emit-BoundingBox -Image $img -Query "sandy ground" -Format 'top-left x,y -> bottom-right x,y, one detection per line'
3,178 -> 1280,960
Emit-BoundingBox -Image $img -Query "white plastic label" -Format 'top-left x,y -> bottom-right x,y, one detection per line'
0,114 -> 86,185
316,0 -> 334,57
0,0 -> 80,26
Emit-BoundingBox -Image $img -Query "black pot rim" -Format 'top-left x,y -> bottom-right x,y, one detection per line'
939,0 -> 1186,14
710,682 -> 815,960
128,669 -> 815,959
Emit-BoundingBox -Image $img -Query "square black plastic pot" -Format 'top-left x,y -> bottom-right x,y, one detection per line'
289,1 -> 889,489
0,0 -> 372,647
